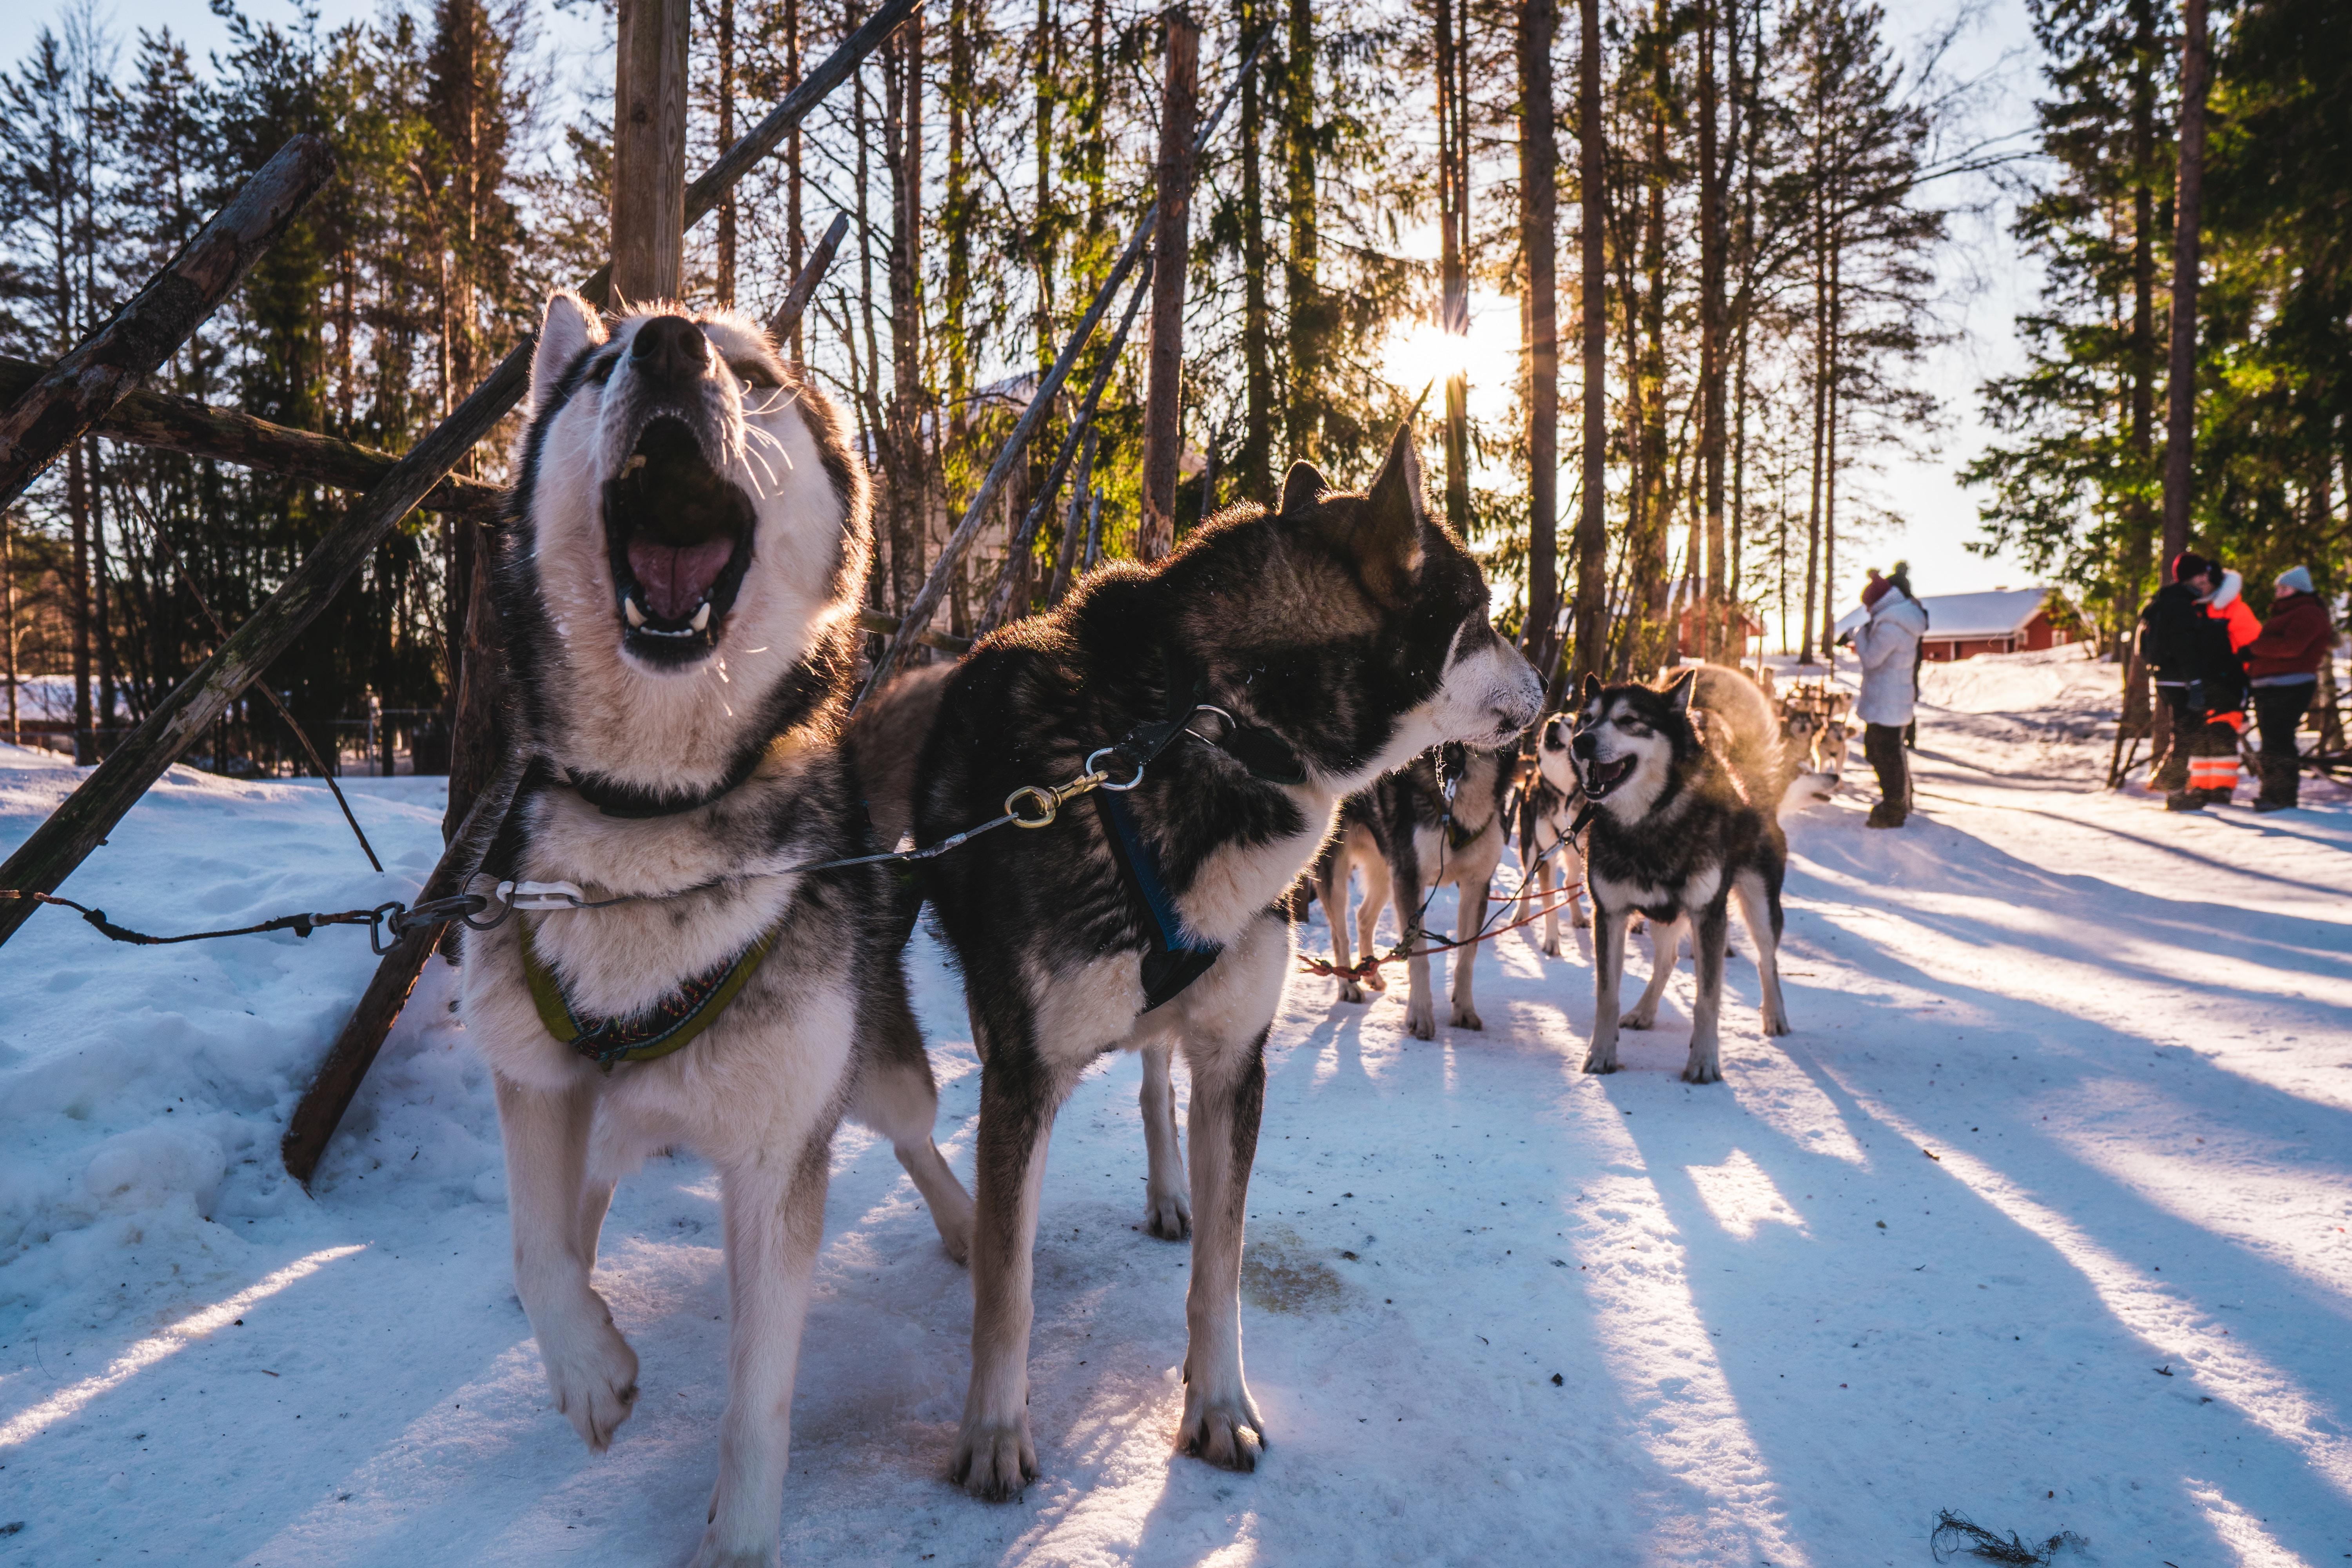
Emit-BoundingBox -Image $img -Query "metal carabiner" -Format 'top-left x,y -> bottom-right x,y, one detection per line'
1085,747 -> 1147,791
1005,784 -> 1065,828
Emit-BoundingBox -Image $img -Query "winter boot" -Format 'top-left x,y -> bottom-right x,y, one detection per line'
2164,789 -> 2207,813
1866,799 -> 1907,829
2152,745 -> 2191,795
2252,753 -> 2300,813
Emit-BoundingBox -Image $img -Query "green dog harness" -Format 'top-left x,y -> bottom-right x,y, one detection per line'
521,915 -> 781,1071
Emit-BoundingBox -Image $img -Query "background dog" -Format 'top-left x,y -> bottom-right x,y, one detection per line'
1570,667 -> 1792,1083
1523,714 -> 1592,956
913,425 -> 1541,1501
461,294 -> 971,1568
1312,742 -> 1517,1035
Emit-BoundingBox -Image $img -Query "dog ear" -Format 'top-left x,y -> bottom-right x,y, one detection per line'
531,291 -> 608,413
1357,423 -> 1429,597
1665,667 -> 1697,716
1580,671 -> 1602,705
1279,459 -> 1330,516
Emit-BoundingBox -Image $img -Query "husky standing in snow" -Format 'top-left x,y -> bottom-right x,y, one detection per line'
1310,742 -> 1518,1034
1569,666 -> 1793,1083
460,294 -> 973,1567
1521,713 -> 1592,956
911,427 -> 1542,1499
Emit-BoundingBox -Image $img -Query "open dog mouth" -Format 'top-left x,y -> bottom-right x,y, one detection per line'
603,416 -> 757,666
1579,753 -> 1636,799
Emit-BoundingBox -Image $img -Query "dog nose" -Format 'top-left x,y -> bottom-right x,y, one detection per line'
1572,732 -> 1596,760
1543,716 -> 1566,750
631,314 -> 709,387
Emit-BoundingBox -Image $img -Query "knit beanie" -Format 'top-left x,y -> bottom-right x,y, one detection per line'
2275,564 -> 2314,595
1860,572 -> 1891,609
2172,550 -> 2215,585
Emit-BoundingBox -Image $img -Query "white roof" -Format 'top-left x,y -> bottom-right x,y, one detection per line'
1833,586 -> 2054,642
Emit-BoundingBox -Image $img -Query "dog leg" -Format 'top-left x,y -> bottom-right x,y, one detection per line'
1140,1040 -> 1191,1240
1316,858 -> 1365,1005
494,1071 -> 639,1454
1566,840 -> 1592,929
953,1047 -> 1064,1502
1356,855 -> 1390,994
577,1177 -> 618,1268
1584,905 -> 1628,1074
1450,875 -> 1488,1030
1177,1024 -> 1270,1470
1622,915 -> 1683,1031
1537,854 -> 1563,958
1395,858 -> 1436,1040
693,1136 -> 830,1568
1683,900 -> 1730,1085
852,995 -> 974,1265
1736,869 -> 1793,1036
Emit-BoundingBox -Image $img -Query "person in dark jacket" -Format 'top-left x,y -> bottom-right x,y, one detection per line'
2241,565 -> 2334,812
2138,551 -> 2257,810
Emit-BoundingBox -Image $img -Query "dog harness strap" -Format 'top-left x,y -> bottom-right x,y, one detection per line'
1152,644 -> 1310,787
521,916 -> 783,1070
1092,789 -> 1222,1011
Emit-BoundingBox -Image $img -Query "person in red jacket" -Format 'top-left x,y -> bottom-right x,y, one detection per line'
2241,565 -> 2334,812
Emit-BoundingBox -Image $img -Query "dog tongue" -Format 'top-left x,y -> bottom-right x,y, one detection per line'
627,536 -> 735,620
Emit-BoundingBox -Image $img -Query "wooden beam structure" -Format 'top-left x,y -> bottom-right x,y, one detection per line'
0,355 -> 502,517
0,2 -> 918,952
613,0 -> 693,303
1136,9 -> 1200,564
0,136 -> 336,509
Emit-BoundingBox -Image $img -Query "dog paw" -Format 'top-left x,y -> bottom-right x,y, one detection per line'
1682,1054 -> 1723,1085
1581,1047 -> 1621,1075
1540,938 -> 1562,958
1619,1007 -> 1657,1031
951,1417 -> 1037,1503
1762,1007 -> 1791,1037
1362,969 -> 1387,993
1180,1394 -> 1267,1472
1451,1004 -> 1483,1031
1572,911 -> 1592,929
539,1302 -> 639,1452
1405,1001 -> 1437,1040
1145,1186 -> 1192,1241
1337,979 -> 1366,1004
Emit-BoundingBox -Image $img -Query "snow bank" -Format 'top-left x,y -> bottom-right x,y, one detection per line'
3,666 -> 2349,1567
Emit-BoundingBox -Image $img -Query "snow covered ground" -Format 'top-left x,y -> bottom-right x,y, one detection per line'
2,647 -> 2348,1566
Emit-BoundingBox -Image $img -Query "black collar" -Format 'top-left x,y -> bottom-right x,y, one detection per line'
563,743 -> 769,819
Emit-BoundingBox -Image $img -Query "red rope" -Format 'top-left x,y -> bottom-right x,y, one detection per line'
1297,884 -> 1585,982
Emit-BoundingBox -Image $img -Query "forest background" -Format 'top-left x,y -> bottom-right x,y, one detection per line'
0,0 -> 2343,772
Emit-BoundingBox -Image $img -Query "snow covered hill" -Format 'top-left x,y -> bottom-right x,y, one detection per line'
2,648 -> 2346,1566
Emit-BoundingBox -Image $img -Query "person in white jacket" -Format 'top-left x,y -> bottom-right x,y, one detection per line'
1848,566 -> 1929,828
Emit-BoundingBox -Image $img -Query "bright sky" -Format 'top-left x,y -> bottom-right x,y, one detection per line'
6,0 -> 2045,631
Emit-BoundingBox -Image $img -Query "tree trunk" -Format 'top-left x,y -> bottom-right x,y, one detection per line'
1138,7 -> 1199,563
612,0 -> 691,302
886,13 -> 926,628
785,0 -> 805,361
1236,0 -> 1272,505
1283,0 -> 1319,456
1436,0 -> 1472,540
1635,0 -> 1670,673
2159,0 -> 2208,572
716,0 -> 737,307
1570,0 -> 1608,688
67,441 -> 92,761
1697,0 -> 1726,664
1520,0 -> 1559,671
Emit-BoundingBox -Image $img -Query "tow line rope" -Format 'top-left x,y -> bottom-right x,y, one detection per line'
2,735 -> 1167,956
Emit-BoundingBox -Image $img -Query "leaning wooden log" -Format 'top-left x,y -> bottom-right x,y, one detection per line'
279,750 -> 525,1187
768,211 -> 852,347
854,27 -> 1269,706
857,606 -> 970,656
0,0 -> 923,953
0,136 -> 336,509
0,354 -> 502,517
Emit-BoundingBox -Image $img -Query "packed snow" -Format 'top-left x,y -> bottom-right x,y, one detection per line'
2,646 -> 2347,1566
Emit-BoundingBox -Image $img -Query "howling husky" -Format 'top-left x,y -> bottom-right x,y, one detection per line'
460,294 -> 971,1567
913,427 -> 1543,1500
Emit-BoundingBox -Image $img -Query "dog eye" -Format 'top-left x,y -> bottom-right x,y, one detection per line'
731,359 -> 780,389
584,354 -> 618,386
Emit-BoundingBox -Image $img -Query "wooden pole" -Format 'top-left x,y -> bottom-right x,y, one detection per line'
768,211 -> 852,346
279,750 -> 525,1187
1570,0 -> 1608,688
0,355 -> 501,517
2159,0 -> 2209,572
0,6 -> 911,952
0,136 -> 336,510
1136,7 -> 1200,563
613,0 -> 692,303
1698,0 -> 1725,663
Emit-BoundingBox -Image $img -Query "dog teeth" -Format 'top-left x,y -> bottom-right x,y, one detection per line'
691,602 -> 711,632
624,597 -> 646,628
623,454 -> 647,473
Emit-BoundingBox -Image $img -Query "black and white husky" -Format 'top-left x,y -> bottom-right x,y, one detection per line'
459,293 -> 972,1567
913,426 -> 1542,1499
1570,667 -> 1793,1084
1522,715 -> 1592,955
1312,742 -> 1517,1035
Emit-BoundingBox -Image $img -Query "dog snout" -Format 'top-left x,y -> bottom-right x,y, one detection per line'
1571,731 -> 1597,761
631,314 -> 710,387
